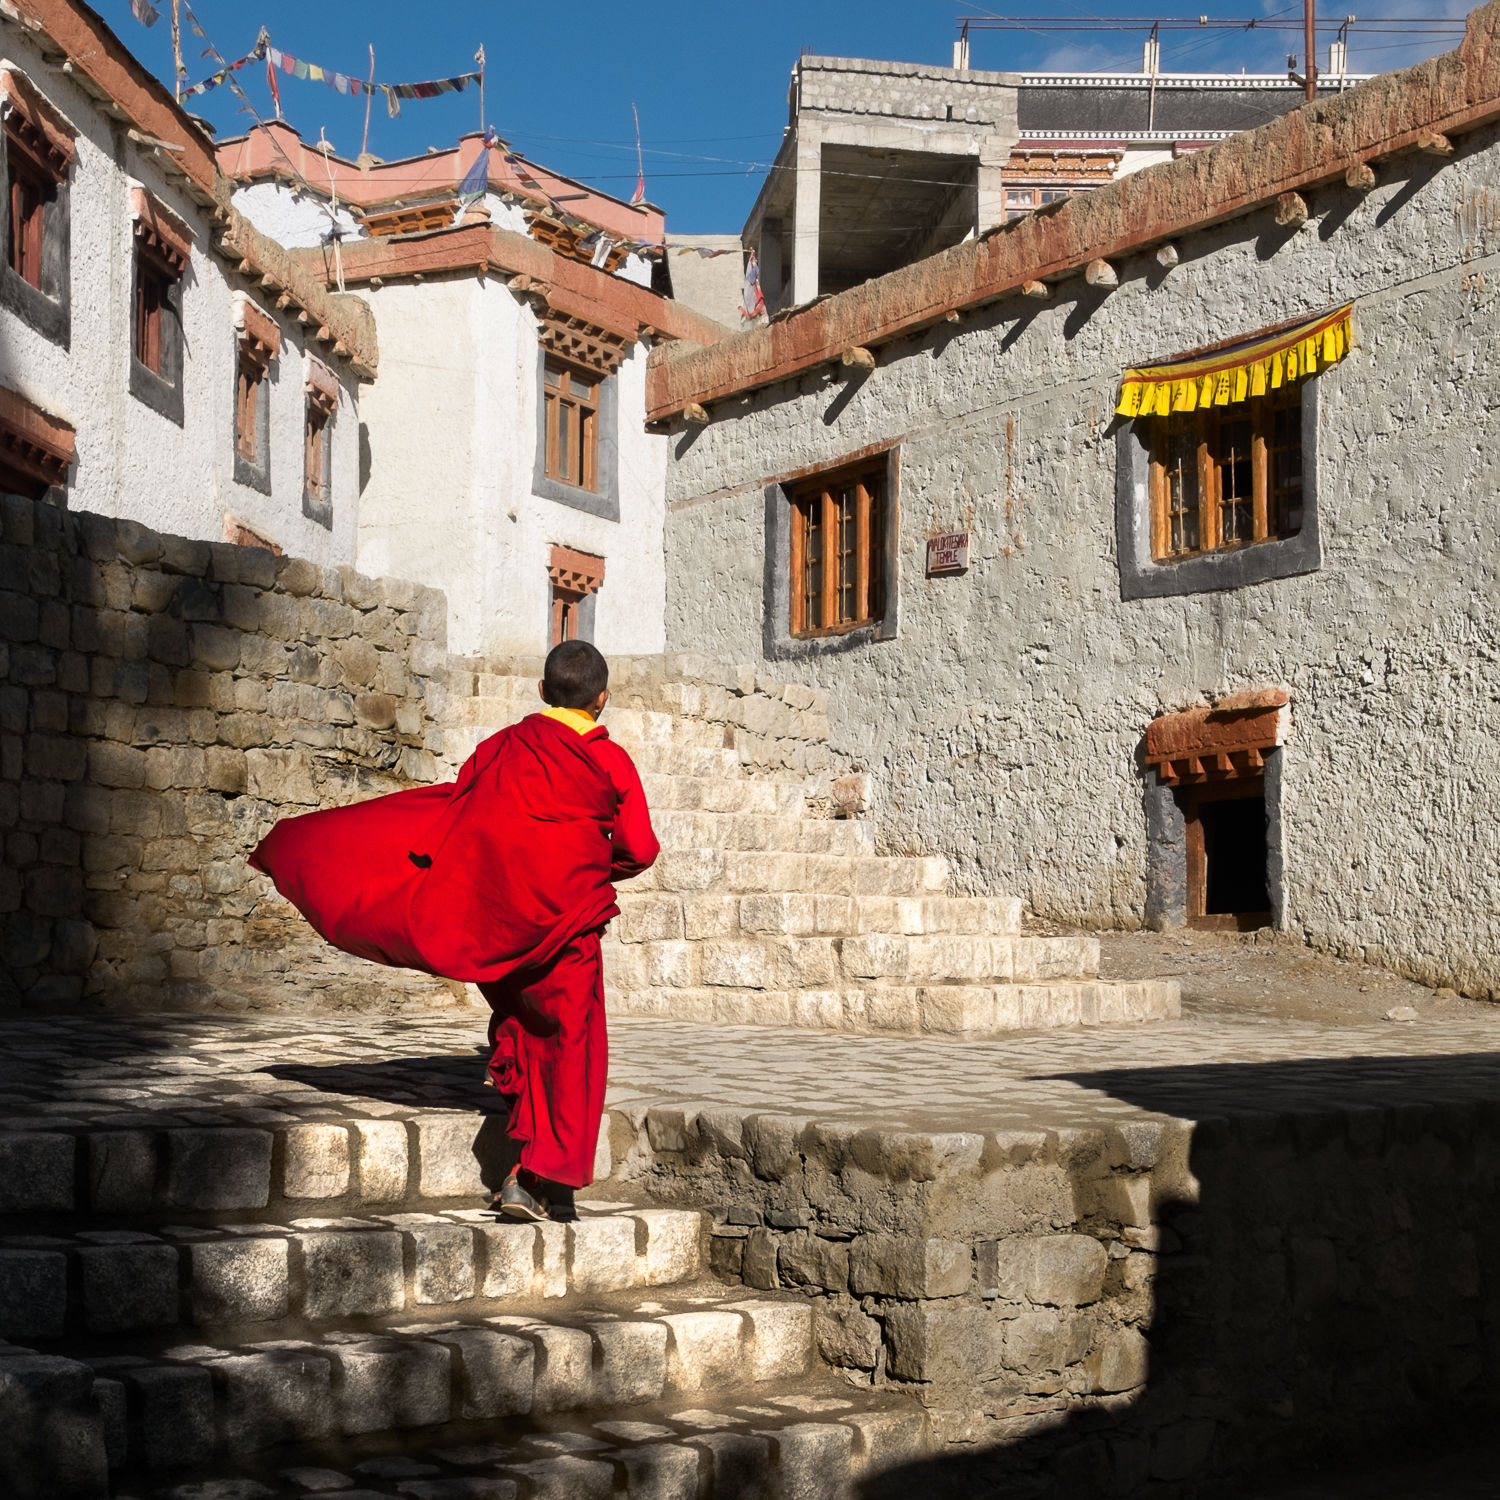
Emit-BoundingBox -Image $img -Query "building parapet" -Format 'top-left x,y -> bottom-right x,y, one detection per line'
291,223 -> 727,352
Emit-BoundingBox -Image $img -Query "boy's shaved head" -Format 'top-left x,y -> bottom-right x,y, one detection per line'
542,640 -> 609,708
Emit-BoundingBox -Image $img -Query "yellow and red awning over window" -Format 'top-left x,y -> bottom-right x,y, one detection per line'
1115,304 -> 1354,418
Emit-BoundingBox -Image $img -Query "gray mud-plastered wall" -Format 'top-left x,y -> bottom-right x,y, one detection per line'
663,122 -> 1500,997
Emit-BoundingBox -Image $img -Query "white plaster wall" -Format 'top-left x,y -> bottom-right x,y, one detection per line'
0,33 -> 359,565
1115,147 -> 1177,177
356,274 -> 665,660
663,124 -> 1500,997
231,181 -> 363,250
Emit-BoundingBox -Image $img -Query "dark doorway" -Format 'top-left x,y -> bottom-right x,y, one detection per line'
1184,780 -> 1271,930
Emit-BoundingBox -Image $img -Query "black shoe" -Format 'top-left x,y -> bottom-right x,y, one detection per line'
496,1166 -> 551,1222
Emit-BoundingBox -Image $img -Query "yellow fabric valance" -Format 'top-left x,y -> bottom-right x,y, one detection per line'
1115,303 -> 1354,418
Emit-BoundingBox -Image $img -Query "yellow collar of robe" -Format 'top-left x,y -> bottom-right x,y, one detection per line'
540,705 -> 598,735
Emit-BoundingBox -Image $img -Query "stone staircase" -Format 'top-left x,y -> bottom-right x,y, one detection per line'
2,1129 -> 928,1497
446,654 -> 1180,1038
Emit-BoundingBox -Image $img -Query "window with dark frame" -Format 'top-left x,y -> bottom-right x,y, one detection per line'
235,347 -> 260,462
133,247 -> 171,375
6,142 -> 47,288
233,300 -> 279,476
548,545 -> 604,649
787,460 -> 889,638
129,192 -> 189,387
1146,380 -> 1303,562
304,395 -> 332,503
3,96 -> 68,293
543,357 -> 599,492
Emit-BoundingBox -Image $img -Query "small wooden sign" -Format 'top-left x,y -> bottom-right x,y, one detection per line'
926,531 -> 969,576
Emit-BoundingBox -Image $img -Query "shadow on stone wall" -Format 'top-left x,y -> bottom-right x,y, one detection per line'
0,496 -> 464,1015
857,1052 -> 1500,1498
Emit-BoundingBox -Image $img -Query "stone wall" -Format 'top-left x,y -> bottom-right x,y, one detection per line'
449,651 -> 850,794
607,1078 -> 1500,1494
0,495 -> 467,1013
661,101 -> 1500,996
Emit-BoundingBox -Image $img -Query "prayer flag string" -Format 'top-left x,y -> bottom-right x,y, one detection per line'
181,35 -> 483,113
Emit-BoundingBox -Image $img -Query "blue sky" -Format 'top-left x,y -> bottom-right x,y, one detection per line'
114,2 -> 1467,234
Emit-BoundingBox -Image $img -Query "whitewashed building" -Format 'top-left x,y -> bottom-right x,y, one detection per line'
218,124 -> 725,659
0,0 -> 372,563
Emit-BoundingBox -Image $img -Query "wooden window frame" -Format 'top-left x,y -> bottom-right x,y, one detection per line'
543,357 -> 601,493
304,396 -> 332,503
6,140 -> 48,289
1147,384 -> 1302,563
235,348 -> 262,463
787,459 -> 888,639
133,246 -> 171,375
233,297 -> 280,476
3,79 -> 72,295
548,545 -> 604,648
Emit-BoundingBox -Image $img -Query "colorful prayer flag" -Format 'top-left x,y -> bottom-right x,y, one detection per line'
130,0 -> 160,26
451,127 -> 498,225
266,53 -> 281,114
740,251 -> 764,321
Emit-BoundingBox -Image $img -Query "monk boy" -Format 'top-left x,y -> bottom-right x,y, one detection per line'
250,640 -> 659,1222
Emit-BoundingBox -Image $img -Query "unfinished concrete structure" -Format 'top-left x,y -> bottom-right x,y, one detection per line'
745,54 -> 1369,312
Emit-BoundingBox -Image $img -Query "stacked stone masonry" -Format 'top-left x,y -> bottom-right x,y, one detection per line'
447,657 -> 1179,1039
0,497 -> 462,1016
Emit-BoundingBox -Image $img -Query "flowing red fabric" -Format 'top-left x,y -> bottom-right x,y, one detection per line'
249,714 -> 635,984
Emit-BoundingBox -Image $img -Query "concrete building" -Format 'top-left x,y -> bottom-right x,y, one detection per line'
745,54 -> 1369,312
652,17 -> 1500,999
662,233 -> 744,328
0,1 -> 371,563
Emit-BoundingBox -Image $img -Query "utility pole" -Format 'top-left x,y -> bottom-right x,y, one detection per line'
1303,0 -> 1317,100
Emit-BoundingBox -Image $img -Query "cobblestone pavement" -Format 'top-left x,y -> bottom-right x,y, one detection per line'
4,997 -> 1500,1137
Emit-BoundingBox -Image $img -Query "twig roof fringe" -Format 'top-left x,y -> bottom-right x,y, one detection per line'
1115,304 -> 1354,418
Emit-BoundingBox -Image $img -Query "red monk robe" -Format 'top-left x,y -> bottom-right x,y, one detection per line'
249,708 -> 659,1188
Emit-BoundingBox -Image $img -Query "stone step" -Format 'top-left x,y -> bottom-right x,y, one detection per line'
637,775 -> 808,816
605,980 -> 1182,1037
623,850 -> 951,897
652,809 -> 877,857
451,700 -> 739,755
603,933 -> 1098,992
0,1109 -> 505,1225
77,1288 -> 819,1471
0,1208 -> 705,1344
613,892 -> 1023,943
123,1385 -> 930,1498
442,726 -> 749,784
